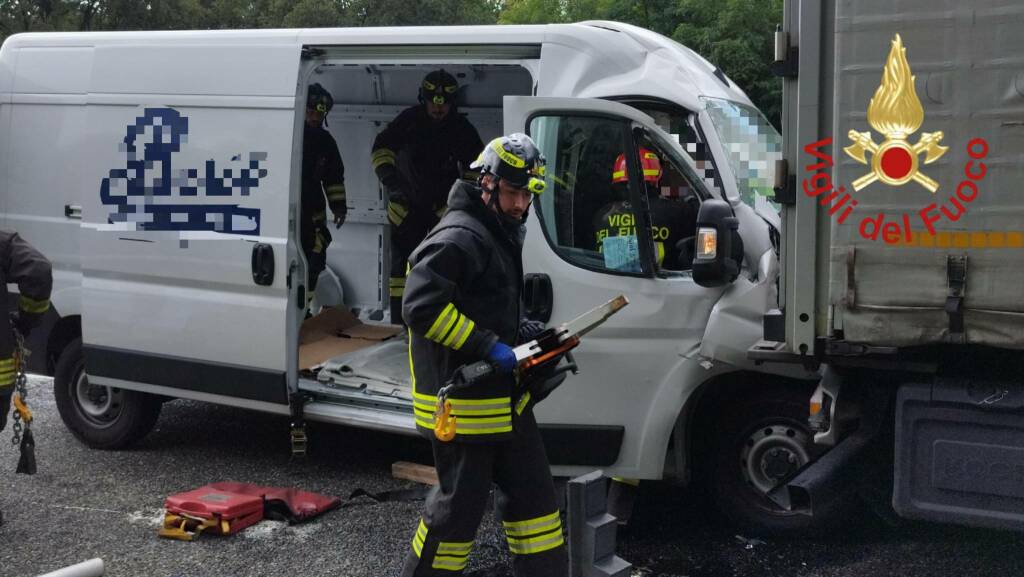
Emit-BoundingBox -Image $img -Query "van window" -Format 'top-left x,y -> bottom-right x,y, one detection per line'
633,134 -> 701,273
529,115 -> 644,274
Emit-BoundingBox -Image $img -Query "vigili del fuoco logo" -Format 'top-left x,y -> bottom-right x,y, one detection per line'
801,34 -> 990,244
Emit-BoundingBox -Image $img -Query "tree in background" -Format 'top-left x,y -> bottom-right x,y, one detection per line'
499,0 -> 782,127
0,0 -> 780,126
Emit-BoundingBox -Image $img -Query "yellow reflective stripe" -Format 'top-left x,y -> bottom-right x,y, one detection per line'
0,381 -> 14,389
408,332 -> 416,390
389,202 -> 408,219
507,532 -> 565,555
490,139 -> 526,168
389,277 -> 406,297
462,170 -> 479,181
503,511 -> 561,535
425,304 -> 456,341
433,312 -> 461,346
452,319 -> 475,350
432,556 -> 468,571
388,206 -> 406,226
412,391 -> 510,406
612,170 -> 625,180
441,314 -> 468,347
325,184 -> 346,202
372,148 -> 397,169
642,168 -> 660,177
515,391 -> 531,415
436,541 -> 472,554
18,295 -> 49,314
612,477 -> 641,486
654,241 -> 665,265
450,424 -> 513,434
413,416 -> 511,435
412,519 -> 428,557
0,358 -> 15,367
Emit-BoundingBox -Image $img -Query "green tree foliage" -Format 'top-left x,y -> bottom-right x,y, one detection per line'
499,0 -> 782,127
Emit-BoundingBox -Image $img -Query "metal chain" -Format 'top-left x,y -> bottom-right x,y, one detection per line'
10,329 -> 30,447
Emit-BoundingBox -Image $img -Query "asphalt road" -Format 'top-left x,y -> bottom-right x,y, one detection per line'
2,376 -> 1023,577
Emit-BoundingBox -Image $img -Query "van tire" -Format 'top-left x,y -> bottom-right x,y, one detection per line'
53,338 -> 162,449
706,384 -> 847,536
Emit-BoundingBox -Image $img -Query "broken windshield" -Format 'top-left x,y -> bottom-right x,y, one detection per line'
702,97 -> 781,220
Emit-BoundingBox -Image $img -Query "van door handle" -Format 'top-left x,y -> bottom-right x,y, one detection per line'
523,273 -> 552,323
64,204 -> 82,219
251,243 -> 275,286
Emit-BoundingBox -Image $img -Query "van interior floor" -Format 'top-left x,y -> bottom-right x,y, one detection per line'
298,307 -> 411,403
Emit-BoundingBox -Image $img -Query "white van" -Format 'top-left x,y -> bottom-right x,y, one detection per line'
0,21 -> 816,532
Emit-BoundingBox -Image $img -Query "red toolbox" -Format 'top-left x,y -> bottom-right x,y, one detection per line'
160,484 -> 265,541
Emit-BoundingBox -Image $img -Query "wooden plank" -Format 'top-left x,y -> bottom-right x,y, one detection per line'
391,461 -> 438,486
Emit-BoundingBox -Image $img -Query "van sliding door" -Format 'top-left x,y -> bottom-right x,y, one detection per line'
79,43 -> 302,406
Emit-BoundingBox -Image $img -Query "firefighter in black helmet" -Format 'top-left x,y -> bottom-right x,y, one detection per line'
302,83 -> 347,313
370,69 -> 483,325
400,134 -> 567,577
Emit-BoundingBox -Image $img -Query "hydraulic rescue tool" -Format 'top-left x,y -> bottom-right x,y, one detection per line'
434,294 -> 629,441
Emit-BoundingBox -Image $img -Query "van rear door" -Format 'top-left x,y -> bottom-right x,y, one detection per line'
79,41 -> 302,406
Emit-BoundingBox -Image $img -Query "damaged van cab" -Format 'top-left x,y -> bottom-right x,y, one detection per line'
0,22 -> 814,532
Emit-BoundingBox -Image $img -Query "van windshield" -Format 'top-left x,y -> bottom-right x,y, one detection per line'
701,97 -> 781,218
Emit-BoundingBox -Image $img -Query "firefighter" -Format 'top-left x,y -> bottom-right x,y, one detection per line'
370,69 -> 483,324
0,230 -> 52,527
400,134 -> 566,577
302,83 -> 347,313
593,148 -> 693,271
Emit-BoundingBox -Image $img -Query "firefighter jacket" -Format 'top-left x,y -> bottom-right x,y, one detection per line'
403,180 -> 523,443
0,231 -> 52,394
593,196 -> 695,270
371,105 -> 483,220
302,124 -> 346,227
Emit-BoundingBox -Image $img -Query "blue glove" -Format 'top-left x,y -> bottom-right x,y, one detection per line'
486,341 -> 517,375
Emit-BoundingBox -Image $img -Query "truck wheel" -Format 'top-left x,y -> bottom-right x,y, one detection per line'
708,385 -> 843,535
53,338 -> 161,449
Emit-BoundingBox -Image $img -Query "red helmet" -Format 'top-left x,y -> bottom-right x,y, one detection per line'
612,148 -> 662,184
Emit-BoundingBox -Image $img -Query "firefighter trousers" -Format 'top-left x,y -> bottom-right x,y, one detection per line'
300,219 -> 331,306
401,411 -> 568,577
389,210 -> 437,325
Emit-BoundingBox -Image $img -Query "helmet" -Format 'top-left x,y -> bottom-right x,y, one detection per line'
470,133 -> 546,195
307,83 -> 334,114
419,69 -> 459,106
612,148 -> 662,184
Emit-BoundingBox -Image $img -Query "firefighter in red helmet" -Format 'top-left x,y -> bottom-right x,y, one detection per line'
593,147 -> 691,271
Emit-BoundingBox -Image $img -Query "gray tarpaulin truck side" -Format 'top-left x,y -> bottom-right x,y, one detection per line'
746,0 -> 1024,531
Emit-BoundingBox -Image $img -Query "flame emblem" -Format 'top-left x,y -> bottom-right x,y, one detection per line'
844,34 -> 948,192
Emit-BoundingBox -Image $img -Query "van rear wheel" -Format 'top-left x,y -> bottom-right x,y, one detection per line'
53,338 -> 161,449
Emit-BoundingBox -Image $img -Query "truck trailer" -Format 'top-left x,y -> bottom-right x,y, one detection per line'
725,0 -> 1024,531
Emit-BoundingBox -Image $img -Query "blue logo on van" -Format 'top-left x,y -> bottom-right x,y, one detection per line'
100,108 -> 267,235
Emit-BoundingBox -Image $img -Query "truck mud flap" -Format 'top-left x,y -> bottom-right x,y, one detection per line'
894,380 -> 1024,531
767,374 -> 886,516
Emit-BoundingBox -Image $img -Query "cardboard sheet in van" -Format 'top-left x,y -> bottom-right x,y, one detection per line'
298,308 -> 402,371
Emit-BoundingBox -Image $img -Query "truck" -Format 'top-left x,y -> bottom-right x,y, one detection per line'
1,21 -> 833,534
706,0 -> 1024,531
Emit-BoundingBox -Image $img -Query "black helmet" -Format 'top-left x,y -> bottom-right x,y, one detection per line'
419,69 -> 459,106
307,83 -> 334,114
470,133 -> 546,195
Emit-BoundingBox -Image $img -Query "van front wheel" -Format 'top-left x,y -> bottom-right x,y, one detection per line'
53,338 -> 161,449
707,385 -> 848,535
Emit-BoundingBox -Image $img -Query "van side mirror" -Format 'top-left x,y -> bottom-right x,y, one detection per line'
692,199 -> 744,287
